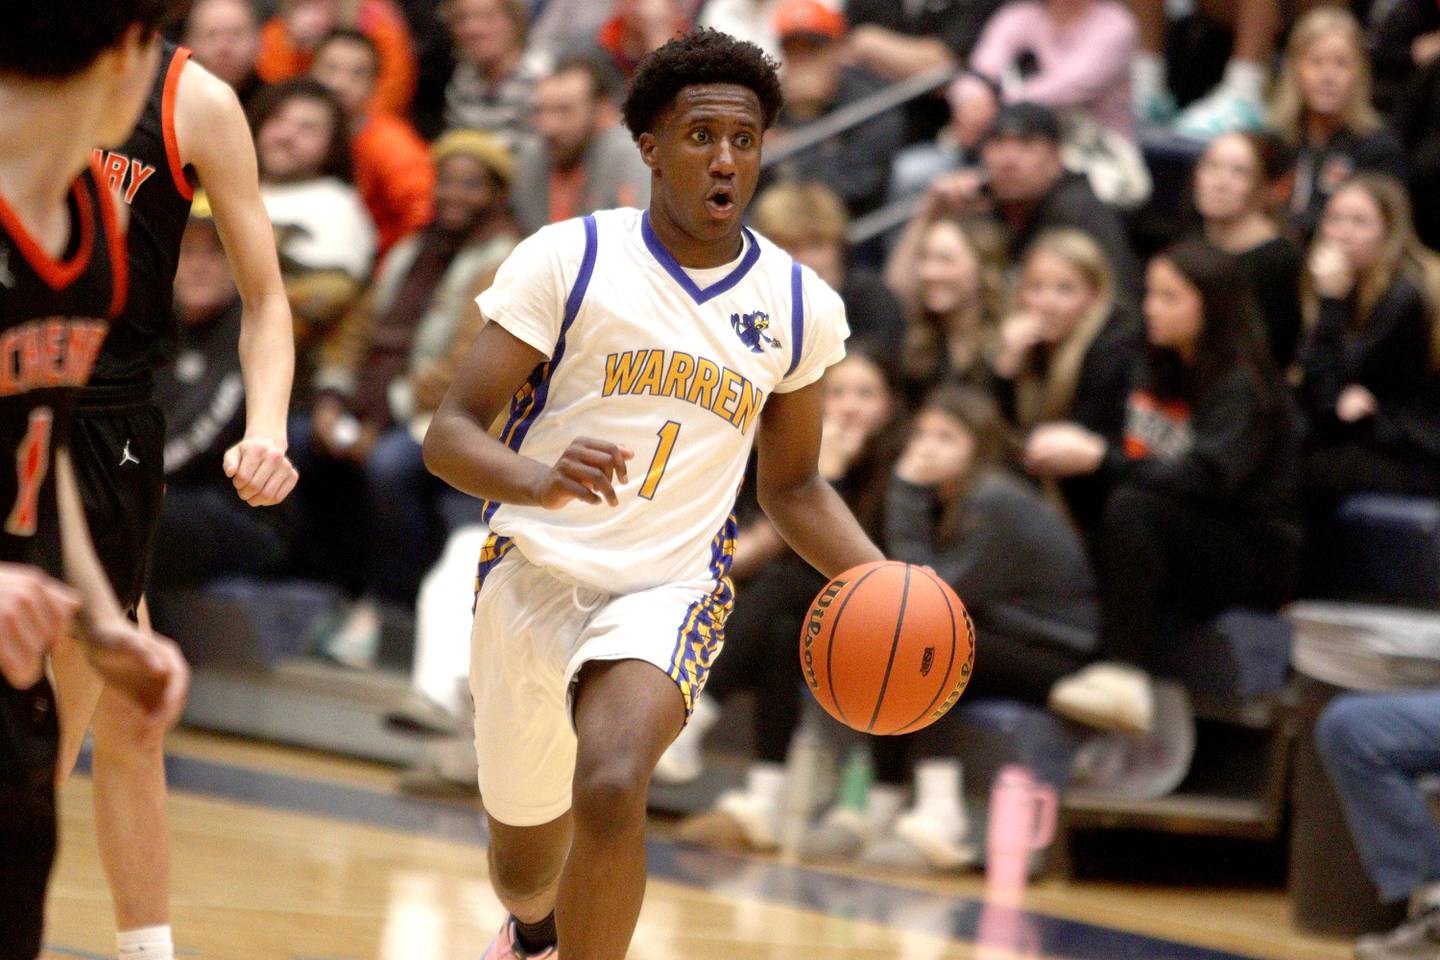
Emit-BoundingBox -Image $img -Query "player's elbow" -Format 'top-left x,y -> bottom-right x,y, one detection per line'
420,415 -> 454,481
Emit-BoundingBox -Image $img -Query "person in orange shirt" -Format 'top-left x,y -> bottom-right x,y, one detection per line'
312,28 -> 434,256
257,0 -> 418,117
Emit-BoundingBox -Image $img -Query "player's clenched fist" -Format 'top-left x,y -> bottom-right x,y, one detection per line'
224,437 -> 300,507
535,438 -> 635,509
0,564 -> 80,688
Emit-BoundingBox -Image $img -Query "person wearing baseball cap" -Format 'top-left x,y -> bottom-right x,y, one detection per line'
768,0 -> 903,215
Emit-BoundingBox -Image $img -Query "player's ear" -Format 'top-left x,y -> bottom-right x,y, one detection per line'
638,132 -> 660,171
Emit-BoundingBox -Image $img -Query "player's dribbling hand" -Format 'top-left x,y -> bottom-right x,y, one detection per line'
224,437 -> 300,507
0,564 -> 79,688
536,438 -> 635,509
85,621 -> 190,734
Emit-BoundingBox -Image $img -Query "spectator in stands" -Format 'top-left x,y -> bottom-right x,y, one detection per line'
1272,7 -> 1407,241
1298,175 -> 1440,516
312,28 -> 434,257
257,0 -> 418,116
796,385 -> 1098,868
1191,131 -> 1305,370
662,343 -> 905,851
151,199 -> 293,590
442,0 -> 538,147
1317,688 -> 1440,960
888,70 -> 1000,205
1041,240 -> 1300,734
698,0 -> 789,60
991,230 -> 1143,541
294,129 -> 517,665
252,78 -> 378,394
597,0 -> 690,78
763,0 -> 904,217
751,182 -> 907,354
185,0 -> 264,105
939,102 -> 1143,301
884,198 -> 1009,401
510,53 -> 650,235
1126,0 -> 1318,139
970,0 -> 1139,139
1374,0 -> 1440,249
526,0 -> 615,72
844,0 -> 1006,144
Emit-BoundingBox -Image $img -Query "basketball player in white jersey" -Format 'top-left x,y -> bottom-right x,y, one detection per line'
424,29 -> 887,960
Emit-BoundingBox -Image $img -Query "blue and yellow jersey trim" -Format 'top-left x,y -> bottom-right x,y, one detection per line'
665,510 -> 738,715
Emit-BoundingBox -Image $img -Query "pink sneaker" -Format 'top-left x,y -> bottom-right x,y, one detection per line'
481,917 -> 558,959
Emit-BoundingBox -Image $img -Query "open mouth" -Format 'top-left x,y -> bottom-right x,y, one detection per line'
705,187 -> 736,217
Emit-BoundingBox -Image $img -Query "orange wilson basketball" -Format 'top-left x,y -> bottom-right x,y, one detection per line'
800,560 -> 975,736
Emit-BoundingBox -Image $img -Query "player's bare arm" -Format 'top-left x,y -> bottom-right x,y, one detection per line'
424,319 -> 635,509
55,450 -> 188,728
0,565 -> 79,688
176,59 -> 298,507
756,378 -> 885,579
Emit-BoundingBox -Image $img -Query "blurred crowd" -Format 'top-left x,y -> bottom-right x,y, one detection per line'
151,0 -> 1440,938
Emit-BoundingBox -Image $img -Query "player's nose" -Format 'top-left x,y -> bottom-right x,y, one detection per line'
709,139 -> 737,175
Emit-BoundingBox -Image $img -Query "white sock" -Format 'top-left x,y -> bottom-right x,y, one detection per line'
913,759 -> 965,823
1132,52 -> 1167,97
866,783 -> 906,832
746,762 -> 786,810
118,925 -> 174,960
1220,59 -> 1266,101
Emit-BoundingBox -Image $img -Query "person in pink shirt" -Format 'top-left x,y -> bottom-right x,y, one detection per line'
970,0 -> 1138,139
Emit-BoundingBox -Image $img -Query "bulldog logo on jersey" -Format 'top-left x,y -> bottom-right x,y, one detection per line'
730,310 -> 781,353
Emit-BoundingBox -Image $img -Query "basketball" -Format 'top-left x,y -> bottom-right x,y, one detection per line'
799,560 -> 975,736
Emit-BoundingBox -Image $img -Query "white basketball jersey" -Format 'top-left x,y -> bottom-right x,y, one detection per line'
475,207 -> 849,594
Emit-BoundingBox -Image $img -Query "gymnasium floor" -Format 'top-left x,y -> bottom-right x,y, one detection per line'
45,730 -> 1350,960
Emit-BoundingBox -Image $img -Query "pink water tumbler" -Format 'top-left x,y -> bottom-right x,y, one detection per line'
985,764 -> 1058,901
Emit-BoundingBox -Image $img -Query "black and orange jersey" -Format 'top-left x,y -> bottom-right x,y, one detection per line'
0,159 -> 127,573
88,41 -> 195,391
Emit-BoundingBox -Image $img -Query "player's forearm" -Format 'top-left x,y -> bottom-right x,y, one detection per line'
238,291 -> 295,444
759,474 -> 884,580
54,450 -> 129,639
423,410 -> 549,507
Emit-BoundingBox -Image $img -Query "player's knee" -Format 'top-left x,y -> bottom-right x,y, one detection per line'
488,844 -> 561,903
91,689 -> 166,754
572,757 -> 649,838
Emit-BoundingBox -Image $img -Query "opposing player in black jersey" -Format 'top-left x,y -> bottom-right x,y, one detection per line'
0,2 -> 190,958
45,38 -> 300,960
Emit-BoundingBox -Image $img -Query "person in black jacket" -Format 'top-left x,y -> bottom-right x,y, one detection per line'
1191,131 -> 1305,371
1270,7 -> 1407,241
151,206 -> 294,590
1374,0 -> 1440,250
1032,239 -> 1301,734
989,228 -> 1144,543
1298,175 -> 1440,514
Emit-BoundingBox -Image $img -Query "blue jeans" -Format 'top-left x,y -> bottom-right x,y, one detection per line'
1316,689 -> 1440,903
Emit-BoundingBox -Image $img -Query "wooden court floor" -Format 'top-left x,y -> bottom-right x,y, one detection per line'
43,730 -> 1352,960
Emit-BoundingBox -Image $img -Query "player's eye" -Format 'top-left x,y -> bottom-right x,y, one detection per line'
735,133 -> 755,149
691,128 -> 710,144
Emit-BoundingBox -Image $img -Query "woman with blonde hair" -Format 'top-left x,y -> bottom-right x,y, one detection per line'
1270,6 -> 1406,240
885,186 -> 1010,401
992,229 -> 1144,542
1299,174 -> 1440,515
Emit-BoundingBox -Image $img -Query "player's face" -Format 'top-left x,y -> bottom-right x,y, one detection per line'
824,354 -> 893,439
916,220 -> 981,317
533,70 -> 600,169
643,84 -> 764,246
1019,250 -> 1097,343
1321,185 -> 1387,272
312,40 -> 377,117
174,220 -> 236,322
257,97 -> 336,182
1194,133 -> 1262,223
97,29 -> 165,148
433,154 -> 499,233
1143,257 -> 1204,355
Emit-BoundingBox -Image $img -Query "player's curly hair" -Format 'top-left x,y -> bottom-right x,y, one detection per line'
621,29 -> 783,142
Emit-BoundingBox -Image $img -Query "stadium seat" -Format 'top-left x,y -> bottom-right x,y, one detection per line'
1310,495 -> 1440,604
